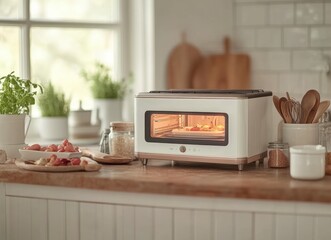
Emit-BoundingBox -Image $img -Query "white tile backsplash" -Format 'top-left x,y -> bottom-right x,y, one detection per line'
250,51 -> 267,71
251,72 -> 279,92
292,50 -> 324,71
283,27 -> 308,48
250,50 -> 291,71
235,0 -> 266,2
256,28 -> 282,48
326,4 -> 331,24
300,72 -> 321,93
267,51 -> 291,71
232,0 -> 331,141
278,73 -> 302,95
295,3 -> 324,25
311,27 -> 331,48
236,4 -> 268,26
269,4 -> 294,25
235,29 -> 256,48
320,73 -> 331,98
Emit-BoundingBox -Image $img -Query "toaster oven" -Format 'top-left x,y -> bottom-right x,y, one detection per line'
134,89 -> 272,170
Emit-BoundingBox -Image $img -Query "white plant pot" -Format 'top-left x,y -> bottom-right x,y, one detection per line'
38,117 -> 69,140
0,114 -> 30,159
0,114 -> 31,145
92,99 -> 123,130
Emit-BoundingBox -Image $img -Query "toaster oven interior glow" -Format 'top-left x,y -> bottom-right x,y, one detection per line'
145,111 -> 228,146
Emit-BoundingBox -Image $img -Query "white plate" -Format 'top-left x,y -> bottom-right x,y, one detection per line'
19,148 -> 82,160
15,157 -> 101,172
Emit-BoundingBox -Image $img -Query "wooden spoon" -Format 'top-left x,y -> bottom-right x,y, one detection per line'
273,95 -> 286,121
306,90 -> 320,123
279,97 -> 288,121
300,90 -> 318,123
312,100 -> 330,123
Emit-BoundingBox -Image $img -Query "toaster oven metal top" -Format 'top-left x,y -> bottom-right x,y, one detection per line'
136,89 -> 272,99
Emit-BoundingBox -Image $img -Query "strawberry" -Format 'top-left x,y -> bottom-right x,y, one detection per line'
27,144 -> 41,151
48,144 -> 58,152
71,158 -> 81,165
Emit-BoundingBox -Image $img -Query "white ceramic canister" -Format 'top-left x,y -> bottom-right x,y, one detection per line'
290,145 -> 326,180
281,123 -> 319,147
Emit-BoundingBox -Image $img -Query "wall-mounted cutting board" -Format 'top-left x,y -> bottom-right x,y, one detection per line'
167,33 -> 202,89
191,37 -> 251,90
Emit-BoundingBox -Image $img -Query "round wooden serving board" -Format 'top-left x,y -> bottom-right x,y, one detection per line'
15,157 -> 102,172
167,32 -> 202,89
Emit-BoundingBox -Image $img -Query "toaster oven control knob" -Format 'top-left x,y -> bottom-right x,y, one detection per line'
179,146 -> 186,153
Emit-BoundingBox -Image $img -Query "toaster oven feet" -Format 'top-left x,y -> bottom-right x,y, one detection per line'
139,158 -> 259,171
238,164 -> 244,171
140,158 -> 148,166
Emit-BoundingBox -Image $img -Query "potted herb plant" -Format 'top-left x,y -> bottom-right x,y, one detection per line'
0,71 -> 42,158
81,62 -> 128,130
38,82 -> 71,140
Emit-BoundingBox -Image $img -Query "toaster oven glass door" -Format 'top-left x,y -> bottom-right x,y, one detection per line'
145,111 -> 228,146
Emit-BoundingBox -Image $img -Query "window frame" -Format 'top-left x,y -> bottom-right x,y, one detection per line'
0,0 -> 128,81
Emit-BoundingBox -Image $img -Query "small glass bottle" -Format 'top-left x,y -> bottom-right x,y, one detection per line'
99,128 -> 110,154
109,122 -> 135,159
267,142 -> 289,168
319,111 -> 331,166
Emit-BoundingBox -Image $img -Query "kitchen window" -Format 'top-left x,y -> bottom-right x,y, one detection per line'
0,0 -> 127,114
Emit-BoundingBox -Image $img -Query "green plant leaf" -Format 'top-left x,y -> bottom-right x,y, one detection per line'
0,72 -> 43,115
81,62 -> 131,99
38,81 -> 71,117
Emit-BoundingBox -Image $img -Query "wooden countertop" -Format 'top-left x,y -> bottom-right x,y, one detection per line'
1,159 -> 331,203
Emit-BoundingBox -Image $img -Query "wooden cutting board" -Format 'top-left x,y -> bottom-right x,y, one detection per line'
167,33 -> 202,89
192,37 -> 250,90
81,149 -> 132,164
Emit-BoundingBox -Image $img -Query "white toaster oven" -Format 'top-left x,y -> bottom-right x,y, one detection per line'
134,89 -> 272,170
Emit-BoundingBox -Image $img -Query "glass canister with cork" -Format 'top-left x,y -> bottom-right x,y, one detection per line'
267,141 -> 289,168
109,122 -> 135,160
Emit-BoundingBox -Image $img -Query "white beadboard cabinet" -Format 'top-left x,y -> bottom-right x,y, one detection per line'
2,183 -> 331,240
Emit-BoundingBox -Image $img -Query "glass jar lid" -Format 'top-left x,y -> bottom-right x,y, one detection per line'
268,141 -> 289,148
110,121 -> 134,132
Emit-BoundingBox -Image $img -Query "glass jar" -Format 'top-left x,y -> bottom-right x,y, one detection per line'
99,128 -> 110,154
319,120 -> 331,166
109,122 -> 134,159
267,142 -> 289,168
